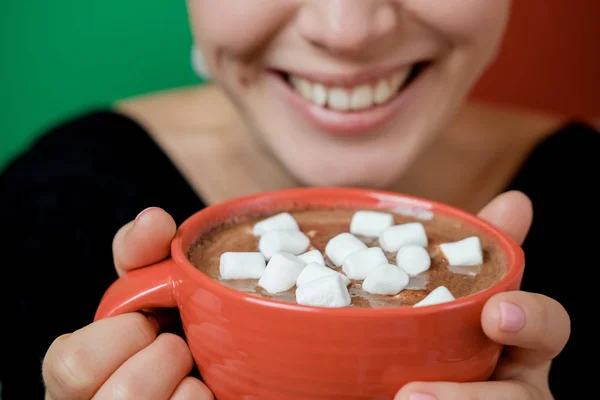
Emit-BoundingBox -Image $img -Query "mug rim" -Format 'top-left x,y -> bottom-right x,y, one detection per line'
170,187 -> 524,317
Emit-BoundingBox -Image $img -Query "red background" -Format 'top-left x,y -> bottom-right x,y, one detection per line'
471,0 -> 599,118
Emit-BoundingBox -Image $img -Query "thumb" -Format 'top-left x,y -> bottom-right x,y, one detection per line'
477,191 -> 533,245
112,207 -> 177,276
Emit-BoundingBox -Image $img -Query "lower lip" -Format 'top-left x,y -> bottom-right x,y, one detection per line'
268,69 -> 425,137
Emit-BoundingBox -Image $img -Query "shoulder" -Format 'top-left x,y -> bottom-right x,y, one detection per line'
114,84 -> 256,203
3,84 -> 238,180
452,101 -> 600,180
115,83 -> 240,140
451,101 -> 568,150
462,100 -> 600,192
459,101 -> 599,146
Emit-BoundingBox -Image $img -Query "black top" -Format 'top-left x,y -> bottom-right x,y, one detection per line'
1,110 -> 595,399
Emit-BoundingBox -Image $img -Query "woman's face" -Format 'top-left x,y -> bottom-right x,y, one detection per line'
188,0 -> 511,188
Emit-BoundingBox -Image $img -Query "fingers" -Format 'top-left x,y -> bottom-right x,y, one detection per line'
482,291 -> 571,377
91,333 -> 194,399
45,376 -> 214,400
395,380 -> 549,400
43,313 -> 158,400
477,191 -> 533,245
170,377 -> 214,400
112,207 -> 177,276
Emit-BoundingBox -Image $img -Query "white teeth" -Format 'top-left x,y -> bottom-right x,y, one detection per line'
328,88 -> 350,111
291,76 -> 313,100
312,83 -> 327,106
373,79 -> 392,105
350,85 -> 373,110
390,69 -> 410,92
288,67 -> 411,112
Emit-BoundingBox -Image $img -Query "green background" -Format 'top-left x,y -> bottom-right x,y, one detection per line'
0,1 -> 203,170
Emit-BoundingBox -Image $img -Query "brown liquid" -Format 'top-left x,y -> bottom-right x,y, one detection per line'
187,209 -> 506,308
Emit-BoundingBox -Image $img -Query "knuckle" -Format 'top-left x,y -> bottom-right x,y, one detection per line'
42,334 -> 71,366
528,294 -> 549,332
112,221 -> 135,269
547,297 -> 571,346
532,294 -> 571,353
531,292 -> 553,315
49,344 -> 97,397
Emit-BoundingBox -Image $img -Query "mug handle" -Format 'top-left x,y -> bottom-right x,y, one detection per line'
94,259 -> 179,321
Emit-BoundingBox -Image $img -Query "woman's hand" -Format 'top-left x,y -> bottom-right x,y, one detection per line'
394,191 -> 571,400
42,207 -> 213,399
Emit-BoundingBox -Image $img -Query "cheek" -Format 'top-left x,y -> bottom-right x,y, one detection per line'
187,0 -> 298,56
402,0 -> 510,43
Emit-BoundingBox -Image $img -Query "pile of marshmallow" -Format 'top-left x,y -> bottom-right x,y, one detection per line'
219,211 -> 483,308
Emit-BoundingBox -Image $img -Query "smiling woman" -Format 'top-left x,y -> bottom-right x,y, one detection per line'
179,0 -> 515,190
1,1 -> 597,170
0,1 -> 596,399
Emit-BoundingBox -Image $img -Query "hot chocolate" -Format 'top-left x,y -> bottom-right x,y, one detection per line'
187,208 -> 505,308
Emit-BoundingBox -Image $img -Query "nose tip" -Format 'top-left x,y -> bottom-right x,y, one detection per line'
298,0 -> 398,56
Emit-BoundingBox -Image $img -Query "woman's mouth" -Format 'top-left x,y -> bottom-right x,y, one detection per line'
268,62 -> 429,136
286,64 -> 422,111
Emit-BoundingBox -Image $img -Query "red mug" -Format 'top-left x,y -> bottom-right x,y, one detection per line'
95,187 -> 524,399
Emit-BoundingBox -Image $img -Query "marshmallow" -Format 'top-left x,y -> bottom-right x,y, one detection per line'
379,222 -> 428,252
325,233 -> 368,266
362,263 -> 410,295
252,212 -> 299,236
396,245 -> 431,277
413,286 -> 456,307
257,253 -> 306,294
219,252 -> 266,279
350,211 -> 394,237
296,274 -> 351,307
439,236 -> 483,266
258,230 -> 310,260
298,249 -> 325,265
296,262 -> 351,287
342,247 -> 388,280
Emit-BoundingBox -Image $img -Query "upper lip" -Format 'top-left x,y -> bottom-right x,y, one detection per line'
272,62 -> 422,87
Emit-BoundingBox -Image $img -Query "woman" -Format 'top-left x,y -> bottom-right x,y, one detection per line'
1,1 -> 591,398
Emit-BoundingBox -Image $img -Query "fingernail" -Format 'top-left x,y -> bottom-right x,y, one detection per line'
135,207 -> 159,223
500,300 -> 525,332
409,394 -> 438,400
